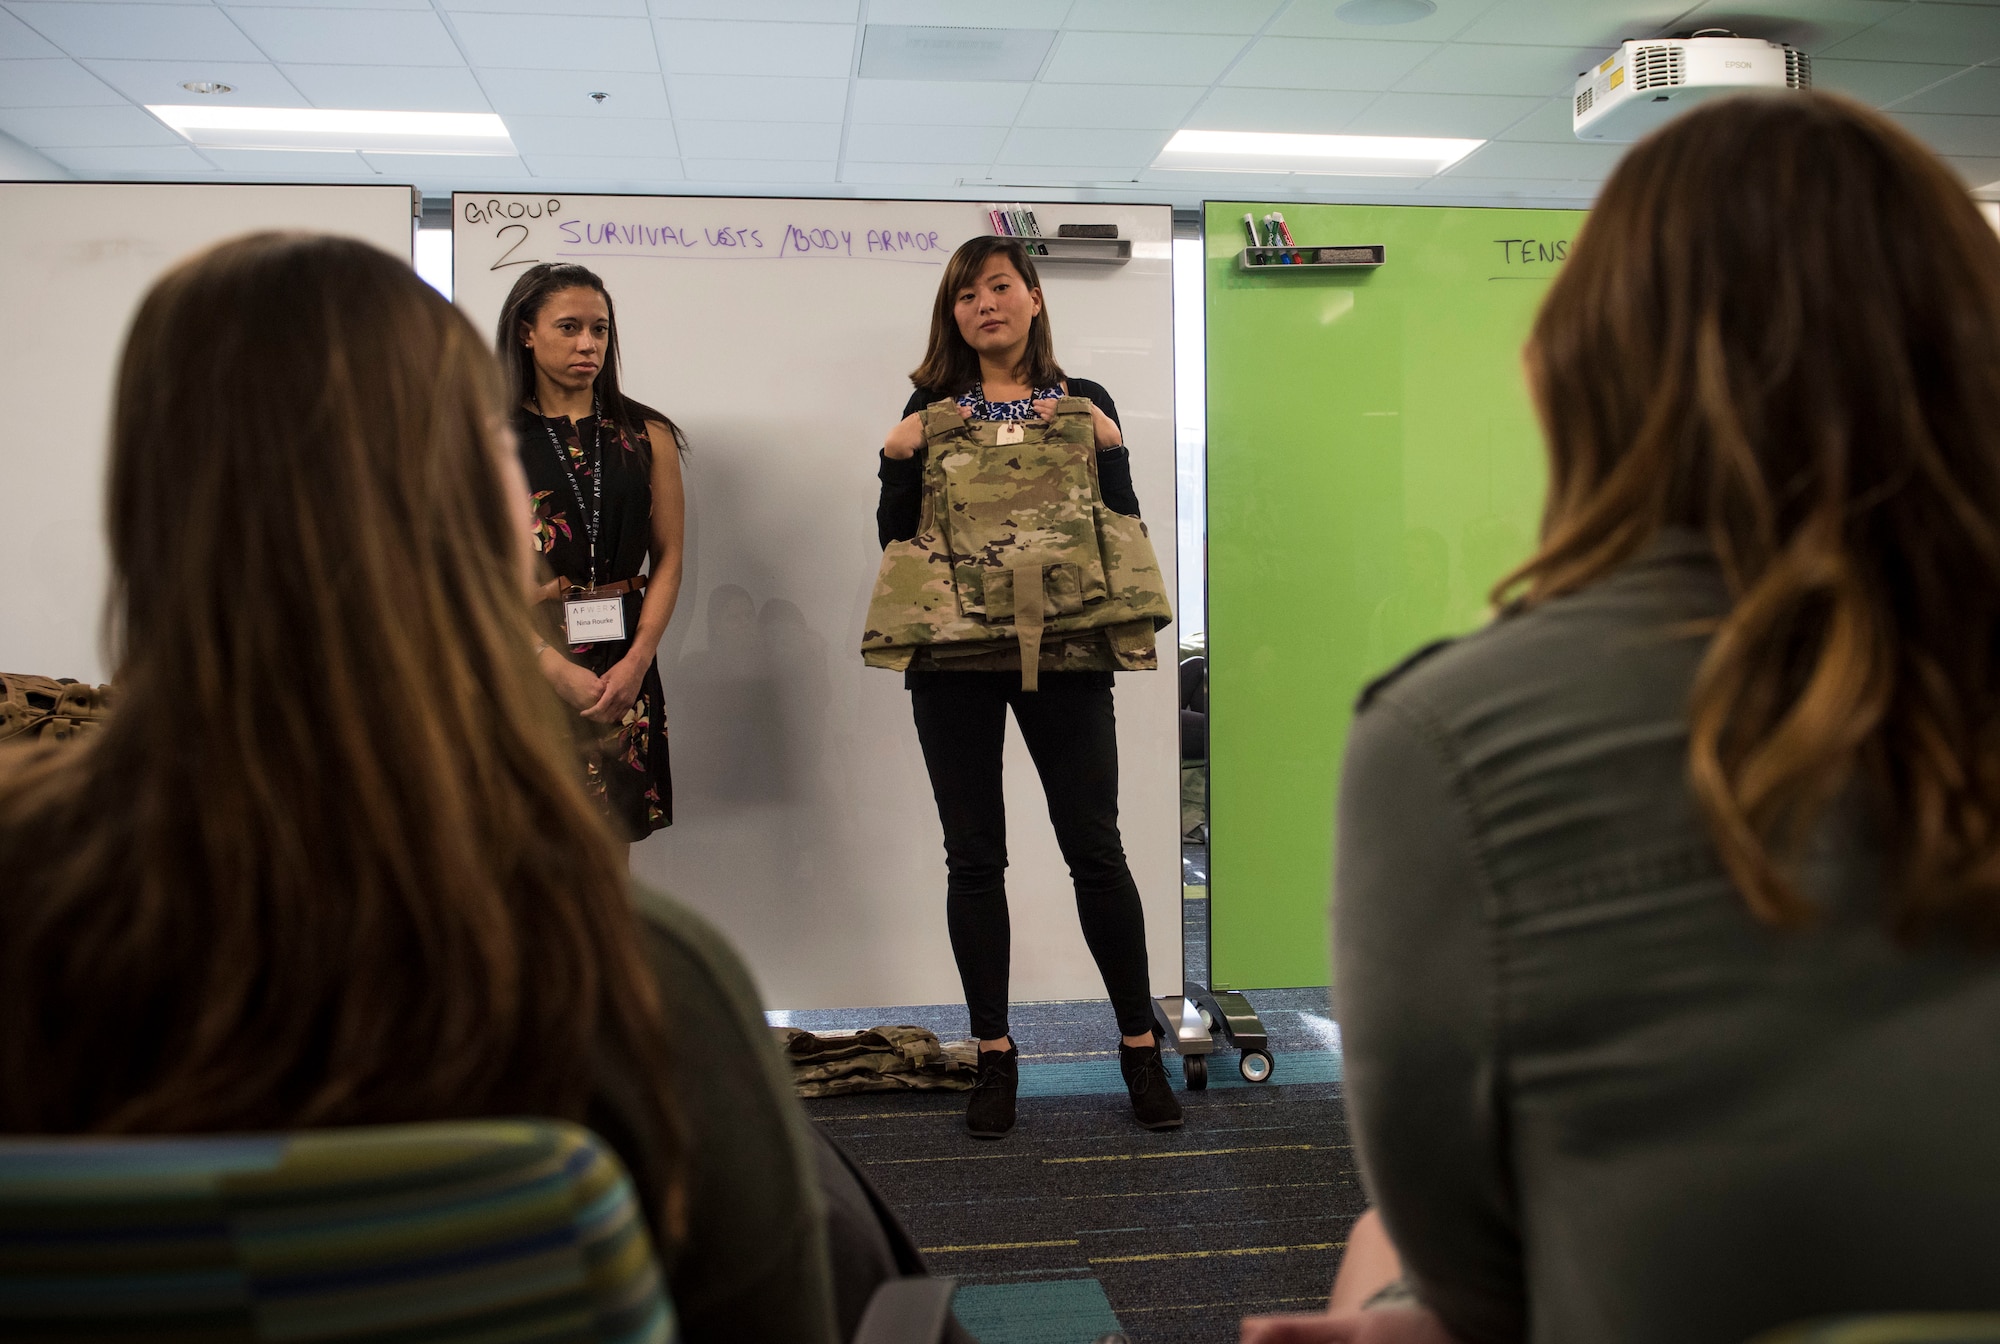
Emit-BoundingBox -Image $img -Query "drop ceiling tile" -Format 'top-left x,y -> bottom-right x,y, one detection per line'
282,64 -> 490,111
196,146 -> 378,173
1043,31 -> 1246,85
1943,155 -> 2000,190
977,163 -> 1143,184
1224,36 -> 1435,89
838,160 -> 979,184
453,13 -> 659,72
232,0 -> 429,8
40,143 -> 216,173
1892,64 -> 2000,113
667,73 -> 846,121
864,0 -> 1071,27
849,79 -> 1027,125
82,58 -> 309,105
1394,41 -> 1595,96
1064,0 -> 1283,35
504,114 -> 677,157
1273,0 -> 1486,40
1448,137 -> 1627,176
518,153 -> 683,181
0,58 -> 124,106
1825,3 -> 2000,63
7,4 -> 264,61
447,0 -> 643,12
1187,86 -> 1378,131
999,126 -> 1171,166
1491,93 -> 1575,141
477,69 -> 669,117
1809,57 -> 1965,106
1344,90 -> 1543,136
0,10 -> 61,59
650,0 -> 857,17
231,8 -> 465,65
1888,110 -> 2000,158
1016,83 -> 1207,129
679,156 -> 836,181
675,118 -> 840,159
1451,0 -> 1681,48
1678,0 -> 1906,55
363,150 -> 529,176
0,103 -> 182,146
656,19 -> 854,77
1418,174 -> 1599,202
843,121 -> 1007,162
1138,166 -> 1293,192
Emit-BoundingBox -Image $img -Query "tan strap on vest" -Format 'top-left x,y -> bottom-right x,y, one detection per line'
1013,561 -> 1045,692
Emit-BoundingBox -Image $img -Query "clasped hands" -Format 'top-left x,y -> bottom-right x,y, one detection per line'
544,648 -> 646,726
880,398 -> 1122,459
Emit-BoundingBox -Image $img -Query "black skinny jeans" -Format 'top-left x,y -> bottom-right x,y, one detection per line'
909,671 -> 1155,1041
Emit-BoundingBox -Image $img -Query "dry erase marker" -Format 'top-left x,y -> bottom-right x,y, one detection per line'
1243,213 -> 1259,248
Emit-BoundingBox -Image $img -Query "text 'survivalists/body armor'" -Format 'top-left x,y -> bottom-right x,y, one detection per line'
861,396 -> 1173,690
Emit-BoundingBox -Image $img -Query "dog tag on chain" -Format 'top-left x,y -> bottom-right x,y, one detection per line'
996,422 -> 1025,446
564,595 -> 626,645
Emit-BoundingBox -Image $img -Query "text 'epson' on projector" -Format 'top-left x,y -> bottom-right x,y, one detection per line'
1573,33 -> 1810,142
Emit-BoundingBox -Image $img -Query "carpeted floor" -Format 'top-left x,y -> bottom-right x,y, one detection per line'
777,846 -> 1360,1344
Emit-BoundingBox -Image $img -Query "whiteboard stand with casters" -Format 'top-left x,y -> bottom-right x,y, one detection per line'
1153,984 -> 1272,1090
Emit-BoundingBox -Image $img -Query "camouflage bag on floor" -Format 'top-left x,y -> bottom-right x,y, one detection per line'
776,1024 -> 980,1098
860,397 -> 1173,690
0,673 -> 113,745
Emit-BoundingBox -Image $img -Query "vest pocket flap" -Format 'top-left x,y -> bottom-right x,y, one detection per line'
976,562 -> 1087,622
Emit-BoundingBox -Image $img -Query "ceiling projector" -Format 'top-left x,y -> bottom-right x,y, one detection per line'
1573,32 -> 1811,142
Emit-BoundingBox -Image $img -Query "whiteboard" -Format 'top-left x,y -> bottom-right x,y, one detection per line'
0,182 -> 416,684
455,193 -> 1179,1012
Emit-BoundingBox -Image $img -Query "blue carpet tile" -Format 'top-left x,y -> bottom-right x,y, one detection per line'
783,988 -> 1362,1344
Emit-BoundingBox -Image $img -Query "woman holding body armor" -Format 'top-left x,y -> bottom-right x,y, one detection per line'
874,235 -> 1180,1139
498,264 -> 684,844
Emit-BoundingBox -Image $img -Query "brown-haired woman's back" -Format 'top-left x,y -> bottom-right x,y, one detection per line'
1331,95 -> 2000,1342
0,233 -> 837,1344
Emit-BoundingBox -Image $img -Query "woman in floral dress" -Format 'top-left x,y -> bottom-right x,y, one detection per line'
498,263 -> 684,843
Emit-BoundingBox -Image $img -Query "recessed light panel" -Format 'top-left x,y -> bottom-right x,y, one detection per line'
859,25 -> 1056,82
148,106 -> 514,156
1152,129 -> 1482,177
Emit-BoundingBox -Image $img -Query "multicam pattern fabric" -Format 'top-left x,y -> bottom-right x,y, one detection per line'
0,1119 -> 675,1343
774,1025 -> 979,1098
0,673 -> 112,744
860,397 -> 1173,689
516,408 -> 671,840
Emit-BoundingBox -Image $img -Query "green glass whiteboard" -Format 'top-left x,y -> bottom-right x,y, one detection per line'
1205,201 -> 1584,989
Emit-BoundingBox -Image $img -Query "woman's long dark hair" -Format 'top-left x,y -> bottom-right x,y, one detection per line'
0,234 -> 685,1238
1502,92 -> 2000,938
497,262 -> 687,453
910,236 -> 1065,395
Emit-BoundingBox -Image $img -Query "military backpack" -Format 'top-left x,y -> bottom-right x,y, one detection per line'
860,396 -> 1173,689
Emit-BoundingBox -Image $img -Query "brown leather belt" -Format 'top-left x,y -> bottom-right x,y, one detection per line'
539,573 -> 648,603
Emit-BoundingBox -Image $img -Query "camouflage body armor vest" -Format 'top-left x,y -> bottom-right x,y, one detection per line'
861,396 -> 1173,690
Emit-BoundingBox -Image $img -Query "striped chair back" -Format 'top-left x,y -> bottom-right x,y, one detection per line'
0,1118 -> 674,1343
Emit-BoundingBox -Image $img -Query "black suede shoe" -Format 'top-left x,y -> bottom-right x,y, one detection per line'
1119,1040 -> 1184,1130
966,1044 -> 1018,1139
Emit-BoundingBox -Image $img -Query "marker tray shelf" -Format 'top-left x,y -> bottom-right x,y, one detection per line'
998,235 -> 1132,265
1238,244 -> 1385,271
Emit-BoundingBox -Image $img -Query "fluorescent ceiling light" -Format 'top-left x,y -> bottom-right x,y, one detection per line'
1152,129 -> 1482,177
148,105 -> 514,156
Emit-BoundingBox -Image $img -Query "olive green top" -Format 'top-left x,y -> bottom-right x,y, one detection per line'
1334,531 -> 2000,1344
615,886 -> 838,1344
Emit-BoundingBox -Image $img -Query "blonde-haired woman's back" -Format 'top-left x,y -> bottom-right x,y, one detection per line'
1331,93 -> 2000,1343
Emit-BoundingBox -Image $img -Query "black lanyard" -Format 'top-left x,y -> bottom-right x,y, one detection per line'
538,402 -> 606,591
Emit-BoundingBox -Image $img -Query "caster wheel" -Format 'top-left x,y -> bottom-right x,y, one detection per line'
1239,1050 -> 1275,1084
1184,1055 -> 1208,1091
1197,1006 -> 1215,1030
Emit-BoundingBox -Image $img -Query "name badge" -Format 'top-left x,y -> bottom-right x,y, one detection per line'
564,595 -> 627,645
996,422 -> 1025,445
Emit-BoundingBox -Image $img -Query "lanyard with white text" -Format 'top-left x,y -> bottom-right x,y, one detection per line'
540,402 -> 605,592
